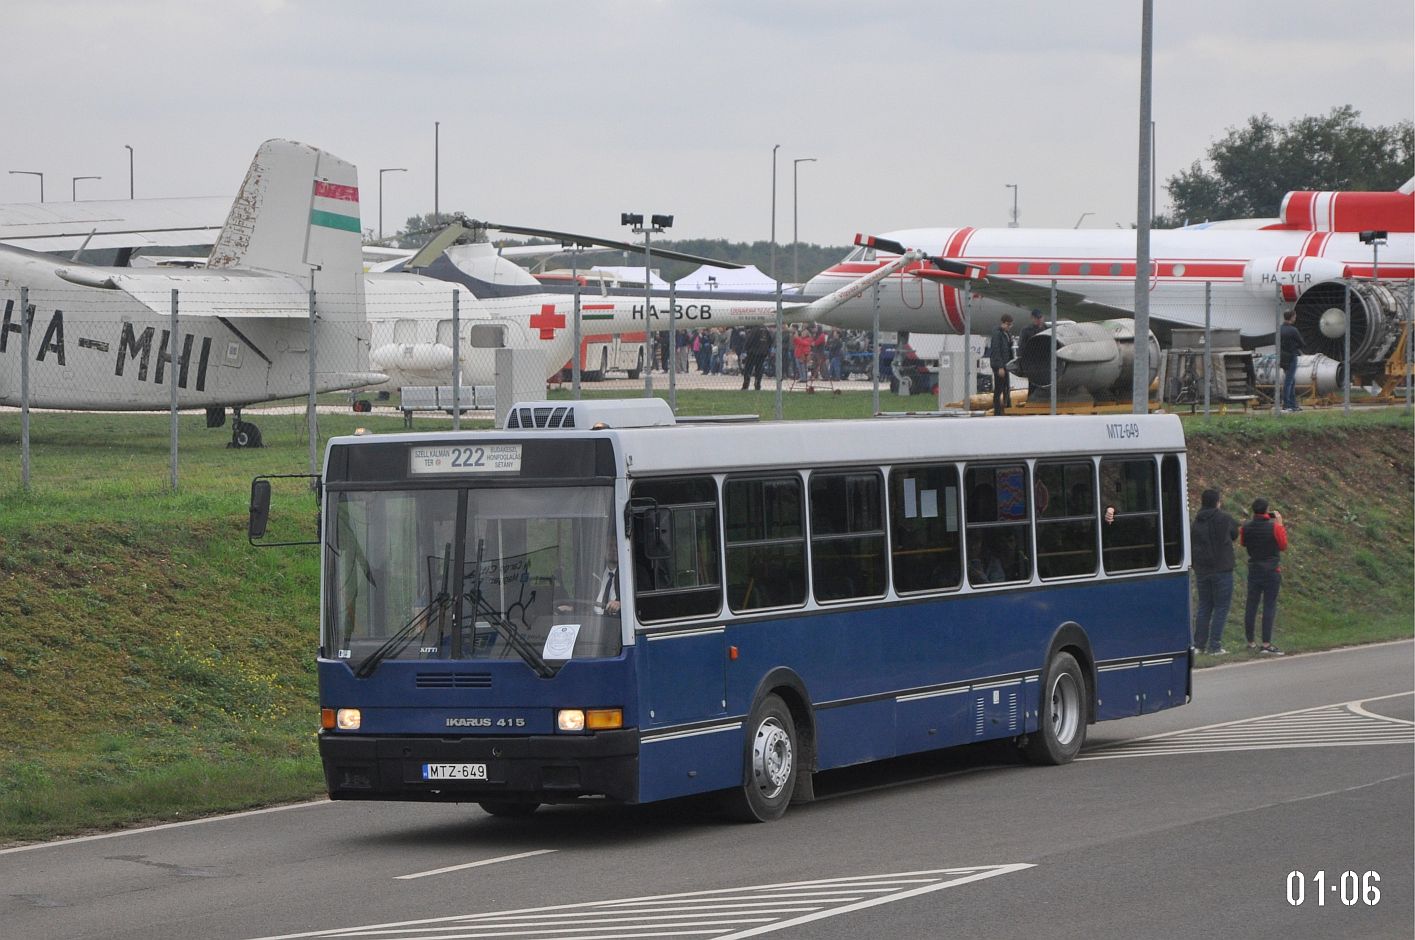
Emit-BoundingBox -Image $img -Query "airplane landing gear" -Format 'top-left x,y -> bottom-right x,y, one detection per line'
227,407 -> 264,449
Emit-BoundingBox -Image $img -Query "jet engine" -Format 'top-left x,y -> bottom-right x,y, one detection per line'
1253,353 -> 1345,397
1293,279 -> 1406,372
1013,319 -> 1160,402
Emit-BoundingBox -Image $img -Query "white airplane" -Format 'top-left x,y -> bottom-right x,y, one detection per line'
804,182 -> 1414,386
365,220 -> 919,390
0,139 -> 384,446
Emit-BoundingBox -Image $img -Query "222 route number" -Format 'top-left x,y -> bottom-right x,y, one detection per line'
1286,870 -> 1380,906
410,443 -> 522,475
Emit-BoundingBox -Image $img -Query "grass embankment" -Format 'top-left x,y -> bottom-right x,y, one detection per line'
0,402 -> 1411,844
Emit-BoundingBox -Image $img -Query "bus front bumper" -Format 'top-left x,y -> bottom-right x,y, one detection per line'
319,730 -> 639,804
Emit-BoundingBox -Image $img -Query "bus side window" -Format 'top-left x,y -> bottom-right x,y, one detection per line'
1161,454 -> 1184,568
724,475 -> 806,612
630,477 -> 722,622
1100,457 -> 1159,572
810,470 -> 887,602
889,465 -> 961,594
1035,460 -> 1098,579
964,463 -> 1031,586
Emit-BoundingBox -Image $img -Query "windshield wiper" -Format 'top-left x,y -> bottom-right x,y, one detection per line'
466,538 -> 556,679
353,543 -> 452,679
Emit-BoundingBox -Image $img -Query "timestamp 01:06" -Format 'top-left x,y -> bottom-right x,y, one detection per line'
1286,870 -> 1380,907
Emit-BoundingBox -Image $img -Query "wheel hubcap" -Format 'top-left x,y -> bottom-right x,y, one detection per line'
751,717 -> 793,799
1049,672 -> 1081,745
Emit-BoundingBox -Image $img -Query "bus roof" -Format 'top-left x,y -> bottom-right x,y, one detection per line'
328,406 -> 1184,480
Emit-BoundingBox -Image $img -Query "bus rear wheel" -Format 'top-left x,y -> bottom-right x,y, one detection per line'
726,694 -> 797,822
478,801 -> 540,818
1023,651 -> 1086,765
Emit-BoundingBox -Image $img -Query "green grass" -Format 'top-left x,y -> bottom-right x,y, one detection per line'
0,401 -> 1410,843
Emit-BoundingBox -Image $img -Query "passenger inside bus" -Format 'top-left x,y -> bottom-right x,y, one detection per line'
967,531 -> 1007,584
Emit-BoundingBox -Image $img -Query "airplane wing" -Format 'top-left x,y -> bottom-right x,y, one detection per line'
912,268 -> 1137,321
0,196 -> 230,251
55,266 -> 311,317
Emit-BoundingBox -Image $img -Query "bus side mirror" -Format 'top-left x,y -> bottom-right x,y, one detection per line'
249,479 -> 272,541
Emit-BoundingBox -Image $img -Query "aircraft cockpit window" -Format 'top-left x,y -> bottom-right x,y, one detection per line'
844,246 -> 866,263
863,247 -> 877,263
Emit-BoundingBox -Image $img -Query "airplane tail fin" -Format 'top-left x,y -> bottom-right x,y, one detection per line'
208,139 -> 366,313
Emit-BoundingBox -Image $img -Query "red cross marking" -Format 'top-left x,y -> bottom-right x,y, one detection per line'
529,303 -> 567,339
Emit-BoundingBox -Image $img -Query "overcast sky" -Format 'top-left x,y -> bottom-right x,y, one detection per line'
5,1 -> 1411,245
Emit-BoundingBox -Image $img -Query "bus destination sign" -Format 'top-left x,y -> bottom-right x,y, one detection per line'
410,443 -> 523,475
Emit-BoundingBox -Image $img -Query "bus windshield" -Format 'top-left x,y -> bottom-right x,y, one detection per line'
327,485 -> 621,675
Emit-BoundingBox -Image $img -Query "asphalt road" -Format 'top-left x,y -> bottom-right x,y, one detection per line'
3,640 -> 1411,940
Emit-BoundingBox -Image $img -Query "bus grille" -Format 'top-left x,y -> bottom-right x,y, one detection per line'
507,406 -> 575,429
415,672 -> 493,689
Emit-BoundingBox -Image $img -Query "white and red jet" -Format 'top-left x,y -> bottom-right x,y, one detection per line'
804,182 -> 1414,375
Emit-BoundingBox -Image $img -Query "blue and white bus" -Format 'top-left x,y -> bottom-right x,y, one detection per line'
259,399 -> 1191,821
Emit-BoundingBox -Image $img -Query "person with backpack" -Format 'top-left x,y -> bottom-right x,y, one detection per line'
1191,488 -> 1238,655
1240,497 -> 1289,655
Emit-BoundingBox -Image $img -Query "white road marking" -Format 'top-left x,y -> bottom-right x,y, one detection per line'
244,865 -> 1034,940
1079,691 -> 1415,761
0,799 -> 330,856
396,849 -> 558,880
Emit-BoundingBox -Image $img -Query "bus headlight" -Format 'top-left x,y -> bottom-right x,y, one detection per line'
336,708 -> 362,730
558,708 -> 623,732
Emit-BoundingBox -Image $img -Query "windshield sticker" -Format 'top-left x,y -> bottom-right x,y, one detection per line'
543,623 -> 581,659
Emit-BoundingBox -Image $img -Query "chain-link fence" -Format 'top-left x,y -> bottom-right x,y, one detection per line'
4,275 -> 1411,493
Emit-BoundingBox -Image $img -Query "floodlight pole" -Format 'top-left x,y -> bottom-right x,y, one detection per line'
125,145 -> 134,198
793,157 -> 816,285
772,144 -> 782,420
1131,0 -> 1154,414
623,213 -> 671,398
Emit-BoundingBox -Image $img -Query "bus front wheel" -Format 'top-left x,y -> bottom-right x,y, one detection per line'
727,693 -> 797,822
1023,651 -> 1086,765
478,801 -> 540,818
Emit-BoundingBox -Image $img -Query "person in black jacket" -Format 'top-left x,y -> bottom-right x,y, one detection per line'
739,326 -> 771,390
1279,309 -> 1305,412
989,313 -> 1014,415
1240,497 -> 1289,655
1191,488 -> 1238,655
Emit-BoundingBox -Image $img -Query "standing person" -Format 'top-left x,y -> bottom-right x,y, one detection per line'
1191,488 -> 1238,655
1018,308 -> 1049,395
1240,497 -> 1288,655
740,325 -> 770,390
1279,309 -> 1305,412
792,327 -> 812,382
656,330 -> 670,373
989,313 -> 1015,415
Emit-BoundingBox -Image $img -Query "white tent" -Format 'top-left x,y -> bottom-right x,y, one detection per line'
673,264 -> 779,293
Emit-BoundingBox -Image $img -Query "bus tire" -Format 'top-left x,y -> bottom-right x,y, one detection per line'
726,693 -> 797,823
1024,651 -> 1087,765
478,801 -> 540,818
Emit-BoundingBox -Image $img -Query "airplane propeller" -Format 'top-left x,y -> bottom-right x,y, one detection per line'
854,233 -> 984,280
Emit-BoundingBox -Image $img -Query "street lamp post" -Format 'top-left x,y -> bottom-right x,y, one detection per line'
378,167 -> 407,242
771,145 -> 782,419
1005,183 -> 1018,227
9,170 -> 43,202
792,157 -> 817,285
124,145 -> 134,198
622,212 -> 673,398
434,121 -> 440,219
1073,212 -> 1094,229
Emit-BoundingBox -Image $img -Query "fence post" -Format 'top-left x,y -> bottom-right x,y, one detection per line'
871,282 -> 881,415
307,286 -> 318,474
1203,281 -> 1212,419
19,286 -> 30,491
668,282 -> 677,413
774,298 -> 784,420
1048,280 -> 1058,415
962,285 -> 973,416
571,251 -> 581,400
452,288 -> 461,431
1272,287 -> 1282,417
1342,278 -> 1351,416
169,288 -> 179,492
